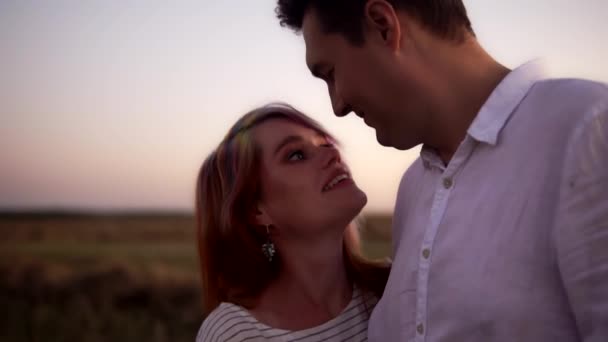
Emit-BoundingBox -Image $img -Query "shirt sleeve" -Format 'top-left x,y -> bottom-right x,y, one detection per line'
196,315 -> 222,342
195,307 -> 258,342
553,101 -> 608,341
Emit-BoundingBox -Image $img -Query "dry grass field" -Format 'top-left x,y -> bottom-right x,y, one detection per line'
0,212 -> 391,342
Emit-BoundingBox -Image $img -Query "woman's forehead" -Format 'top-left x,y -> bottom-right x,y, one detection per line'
254,118 -> 322,143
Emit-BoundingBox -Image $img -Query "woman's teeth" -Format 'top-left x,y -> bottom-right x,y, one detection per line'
323,174 -> 349,191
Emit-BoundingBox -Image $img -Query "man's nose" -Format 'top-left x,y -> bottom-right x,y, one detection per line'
331,93 -> 352,117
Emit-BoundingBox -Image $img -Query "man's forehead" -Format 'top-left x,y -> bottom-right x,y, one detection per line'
302,11 -> 321,67
302,11 -> 333,73
301,6 -> 321,39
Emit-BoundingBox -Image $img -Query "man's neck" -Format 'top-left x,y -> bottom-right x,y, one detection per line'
425,40 -> 510,165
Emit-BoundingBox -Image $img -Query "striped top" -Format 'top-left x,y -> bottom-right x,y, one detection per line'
196,287 -> 377,342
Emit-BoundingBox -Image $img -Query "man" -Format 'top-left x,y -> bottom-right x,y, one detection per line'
275,0 -> 608,341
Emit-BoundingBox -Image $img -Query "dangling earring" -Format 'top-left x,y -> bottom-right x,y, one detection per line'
261,224 -> 276,262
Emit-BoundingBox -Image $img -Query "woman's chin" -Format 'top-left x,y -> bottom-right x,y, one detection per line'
334,189 -> 367,224
292,189 -> 367,231
353,189 -> 368,212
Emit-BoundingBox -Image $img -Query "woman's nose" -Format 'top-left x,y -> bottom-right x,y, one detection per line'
322,145 -> 341,169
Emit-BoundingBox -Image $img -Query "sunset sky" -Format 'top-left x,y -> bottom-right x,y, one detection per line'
1,0 -> 607,213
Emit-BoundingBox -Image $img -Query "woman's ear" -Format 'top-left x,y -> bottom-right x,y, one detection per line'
364,0 -> 403,51
255,203 -> 272,228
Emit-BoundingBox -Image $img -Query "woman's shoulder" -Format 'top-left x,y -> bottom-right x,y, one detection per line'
360,289 -> 380,307
196,302 -> 264,342
353,287 -> 381,319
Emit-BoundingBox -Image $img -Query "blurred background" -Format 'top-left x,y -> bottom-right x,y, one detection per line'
1,0 -> 607,341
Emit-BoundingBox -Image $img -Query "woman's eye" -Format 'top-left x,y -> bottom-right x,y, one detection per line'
287,150 -> 305,162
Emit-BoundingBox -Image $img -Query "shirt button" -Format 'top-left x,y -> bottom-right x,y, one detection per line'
443,178 -> 453,189
422,249 -> 431,259
417,323 -> 424,335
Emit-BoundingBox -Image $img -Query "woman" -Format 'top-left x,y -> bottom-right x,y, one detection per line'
195,103 -> 390,341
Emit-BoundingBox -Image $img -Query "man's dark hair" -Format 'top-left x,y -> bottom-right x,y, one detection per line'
276,0 -> 474,45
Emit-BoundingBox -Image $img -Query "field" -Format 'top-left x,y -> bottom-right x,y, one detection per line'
0,213 -> 391,342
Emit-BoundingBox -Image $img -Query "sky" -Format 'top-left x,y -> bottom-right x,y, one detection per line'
1,0 -> 607,213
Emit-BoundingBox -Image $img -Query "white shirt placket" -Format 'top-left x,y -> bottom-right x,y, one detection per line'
414,137 -> 478,342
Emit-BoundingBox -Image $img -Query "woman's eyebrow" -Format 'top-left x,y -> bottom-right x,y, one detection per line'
274,135 -> 303,156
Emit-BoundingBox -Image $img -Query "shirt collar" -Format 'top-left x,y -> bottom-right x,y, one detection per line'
467,59 -> 549,145
420,59 -> 550,169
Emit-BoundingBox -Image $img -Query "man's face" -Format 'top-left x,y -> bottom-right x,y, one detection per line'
301,8 -> 429,150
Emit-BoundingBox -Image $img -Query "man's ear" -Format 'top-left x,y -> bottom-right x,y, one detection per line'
364,0 -> 403,51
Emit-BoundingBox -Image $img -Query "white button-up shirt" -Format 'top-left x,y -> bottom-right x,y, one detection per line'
368,61 -> 608,342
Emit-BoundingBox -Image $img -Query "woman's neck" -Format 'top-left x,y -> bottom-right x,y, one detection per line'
252,236 -> 352,330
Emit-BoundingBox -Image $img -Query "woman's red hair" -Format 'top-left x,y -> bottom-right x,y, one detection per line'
196,103 -> 390,316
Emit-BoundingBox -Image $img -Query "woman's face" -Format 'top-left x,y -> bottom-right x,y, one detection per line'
252,118 -> 367,241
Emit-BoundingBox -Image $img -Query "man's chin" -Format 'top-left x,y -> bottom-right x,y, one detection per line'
376,131 -> 418,150
376,131 -> 395,148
